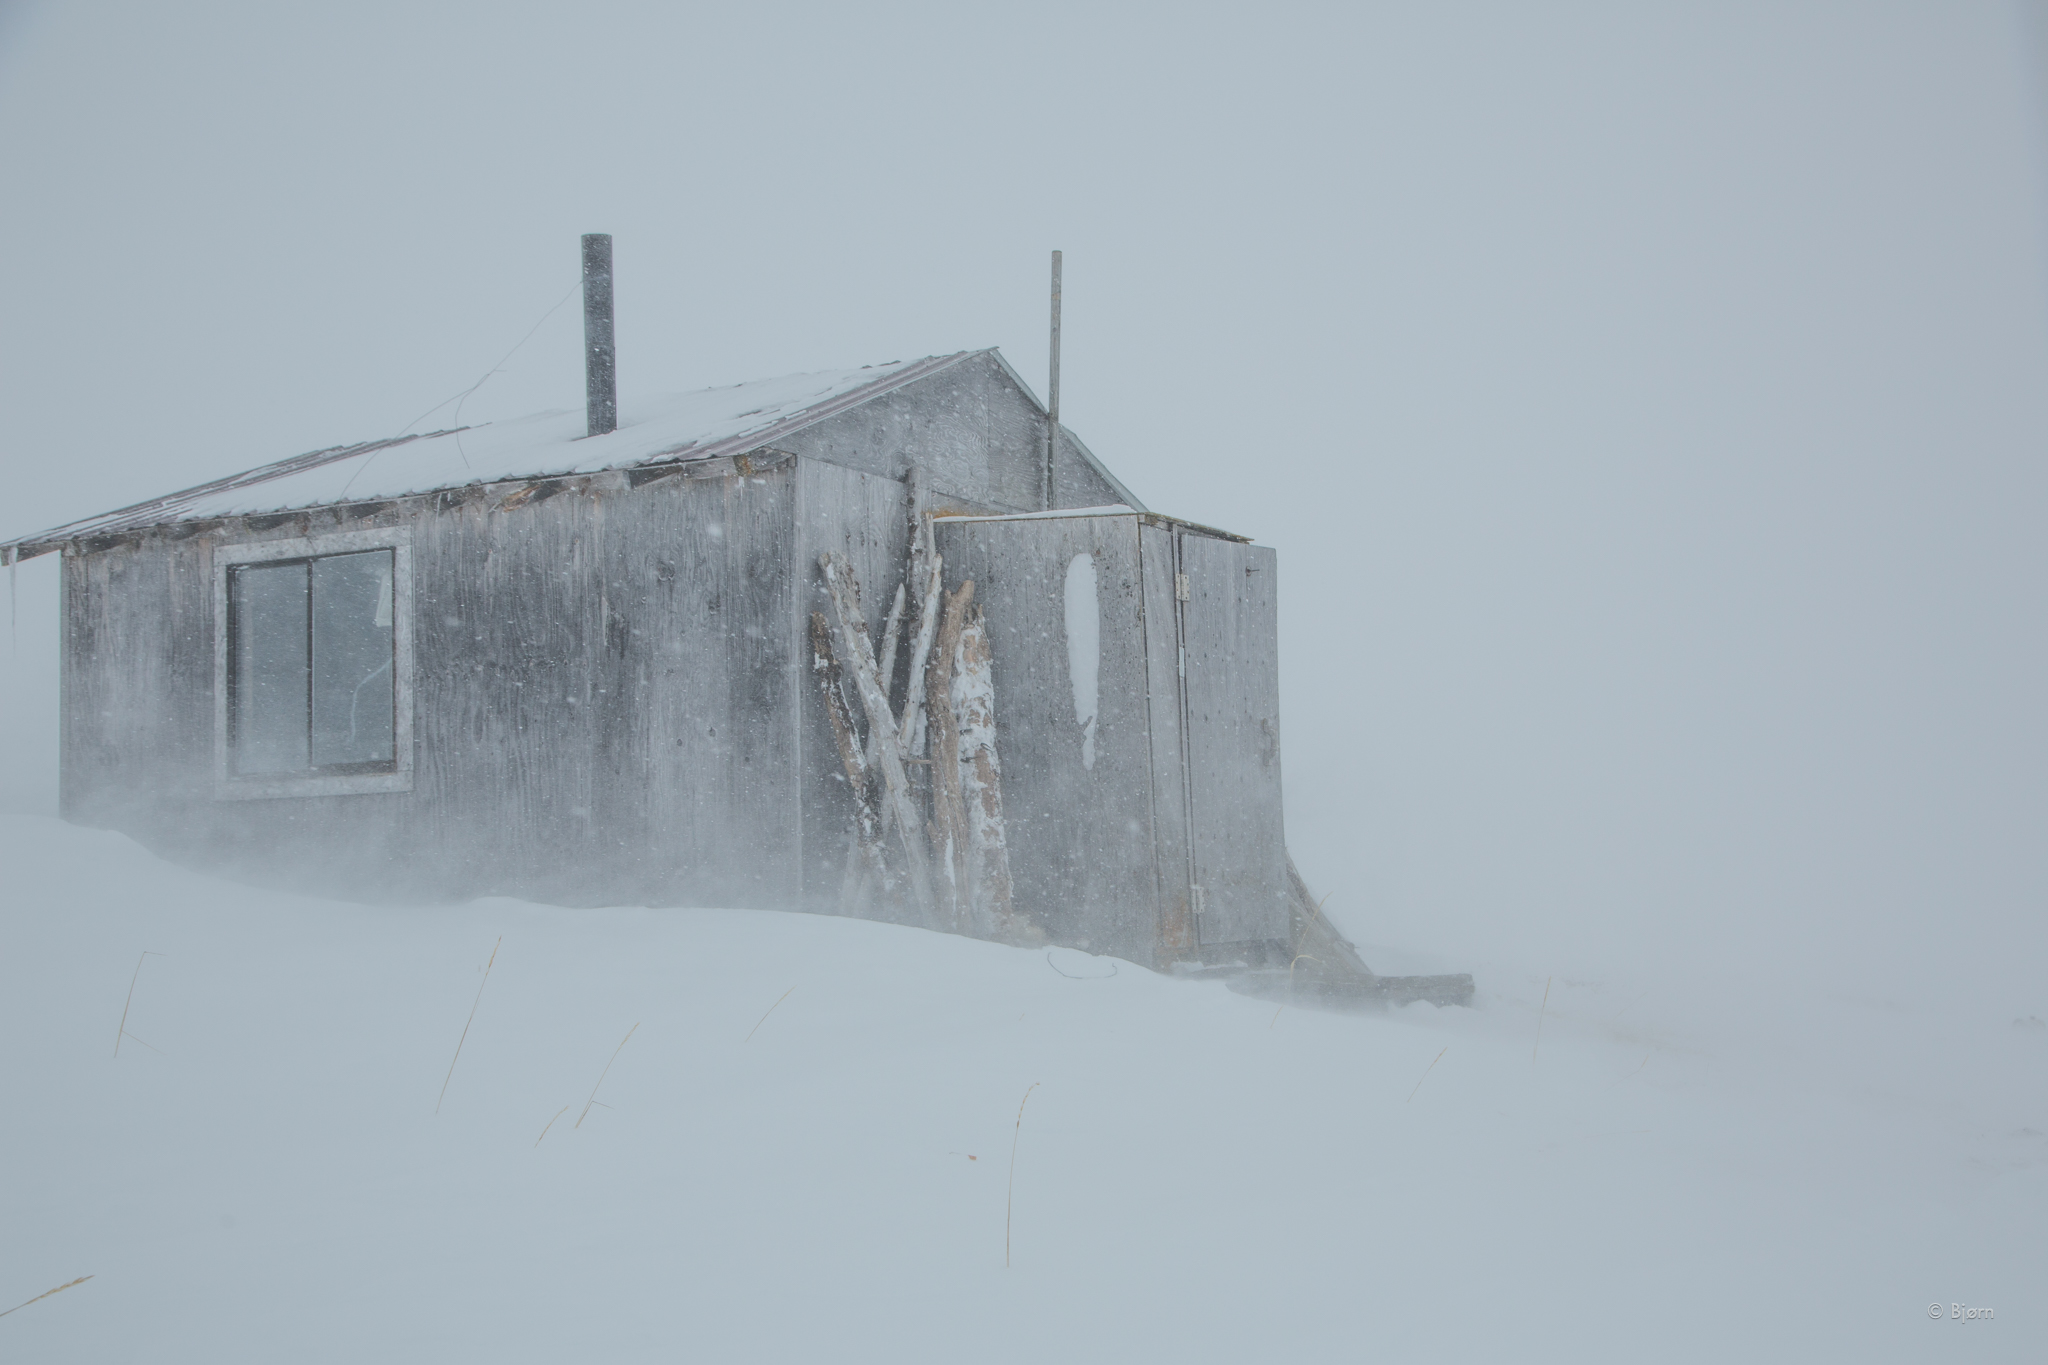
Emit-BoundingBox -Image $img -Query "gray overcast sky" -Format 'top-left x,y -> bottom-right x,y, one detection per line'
3,2 -> 2044,999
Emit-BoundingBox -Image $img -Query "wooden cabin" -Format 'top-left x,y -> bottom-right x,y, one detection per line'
2,337 -> 1300,969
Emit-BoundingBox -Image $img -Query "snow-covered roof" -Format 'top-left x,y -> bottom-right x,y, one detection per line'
3,352 -> 981,561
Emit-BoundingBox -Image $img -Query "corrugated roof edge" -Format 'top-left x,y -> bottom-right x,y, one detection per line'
0,431 -> 463,565
0,351 -> 986,563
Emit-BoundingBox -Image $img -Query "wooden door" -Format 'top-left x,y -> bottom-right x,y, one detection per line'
1175,533 -> 1289,946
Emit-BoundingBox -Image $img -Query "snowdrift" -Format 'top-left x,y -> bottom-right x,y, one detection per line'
0,815 -> 2039,1361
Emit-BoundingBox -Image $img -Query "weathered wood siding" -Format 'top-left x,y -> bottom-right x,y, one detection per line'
779,352 -> 1123,514
1046,429 -> 1127,514
930,514 -> 1290,962
53,363 -> 1178,940
63,459 -> 806,908
62,536 -> 216,824
1178,534 -> 1288,946
792,457 -> 916,915
933,514 -> 1165,962
1137,521 -> 1196,956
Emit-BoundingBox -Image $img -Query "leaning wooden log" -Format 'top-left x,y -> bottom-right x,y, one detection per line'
953,603 -> 1019,936
811,611 -> 886,911
819,552 -> 939,925
870,537 -> 945,842
890,469 -> 933,718
863,498 -> 935,819
925,579 -> 975,927
895,540 -> 944,752
874,581 -> 907,712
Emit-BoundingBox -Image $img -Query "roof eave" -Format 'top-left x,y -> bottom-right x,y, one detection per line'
0,356 -> 991,556
0,345 -> 1153,555
0,431 -> 456,558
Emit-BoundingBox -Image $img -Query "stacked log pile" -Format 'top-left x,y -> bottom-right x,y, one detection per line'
812,512 -> 1036,944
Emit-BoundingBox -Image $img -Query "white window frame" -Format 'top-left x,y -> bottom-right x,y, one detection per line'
213,526 -> 415,800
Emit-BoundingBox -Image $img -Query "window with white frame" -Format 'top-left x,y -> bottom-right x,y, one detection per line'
215,529 -> 412,797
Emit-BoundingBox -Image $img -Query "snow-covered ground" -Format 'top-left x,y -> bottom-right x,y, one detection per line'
1,812 -> 2037,1361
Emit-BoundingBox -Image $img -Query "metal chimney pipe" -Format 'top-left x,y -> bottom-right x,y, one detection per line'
582,234 -> 617,437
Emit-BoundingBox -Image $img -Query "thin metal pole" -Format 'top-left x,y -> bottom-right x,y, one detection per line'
583,233 -> 617,437
1043,250 -> 1062,510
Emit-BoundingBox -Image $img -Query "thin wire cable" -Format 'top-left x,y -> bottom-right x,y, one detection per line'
399,280 -> 580,438
339,280 -> 580,501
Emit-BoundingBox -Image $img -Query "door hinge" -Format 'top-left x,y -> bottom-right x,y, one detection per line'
1174,572 -> 1190,602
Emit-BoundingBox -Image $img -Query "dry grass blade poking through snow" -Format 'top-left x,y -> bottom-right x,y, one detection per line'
1533,975 -> 1553,1062
436,937 -> 500,1115
744,987 -> 796,1043
534,1104 -> 571,1148
1407,1047 -> 1449,1103
1006,1082 -> 1040,1269
114,951 -> 164,1058
575,1023 -> 640,1129
0,1276 -> 92,1319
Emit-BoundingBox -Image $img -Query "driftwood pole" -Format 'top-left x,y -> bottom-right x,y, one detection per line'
954,604 -> 1017,930
875,582 -> 908,712
926,580 -> 975,925
811,612 -> 885,908
867,470 -> 932,784
820,553 -> 939,923
582,234 -> 617,437
894,534 -> 944,751
868,527 -> 944,841
1042,250 -> 1061,510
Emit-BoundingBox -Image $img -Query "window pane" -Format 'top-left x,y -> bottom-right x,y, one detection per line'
232,561 -> 310,774
311,550 -> 395,767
